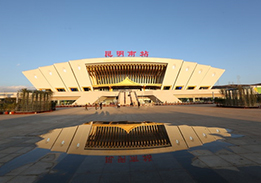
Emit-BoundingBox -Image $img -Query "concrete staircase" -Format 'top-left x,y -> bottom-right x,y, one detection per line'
117,91 -> 139,106
71,90 -> 180,105
118,91 -> 125,105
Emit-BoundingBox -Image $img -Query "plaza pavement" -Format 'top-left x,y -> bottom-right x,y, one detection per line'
0,104 -> 261,183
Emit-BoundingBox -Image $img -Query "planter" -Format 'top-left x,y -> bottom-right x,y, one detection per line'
4,111 -> 9,115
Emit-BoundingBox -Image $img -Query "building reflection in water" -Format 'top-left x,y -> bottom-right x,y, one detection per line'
36,121 -> 231,156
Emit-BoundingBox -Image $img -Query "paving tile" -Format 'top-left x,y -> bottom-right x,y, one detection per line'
200,141 -> 233,153
130,171 -> 162,183
175,153 -> 228,183
216,166 -> 239,171
214,167 -> 261,183
198,155 -> 232,168
103,160 -> 130,173
240,153 -> 261,164
240,145 -> 261,153
100,172 -> 130,183
24,138 -> 41,144
16,147 -> 34,154
39,153 -> 61,162
219,138 -> 247,146
215,149 -> 234,155
159,169 -> 196,183
189,149 -> 215,156
0,154 -> 8,159
6,175 -> 38,183
75,156 -> 104,174
6,163 -> 33,176
0,147 -> 23,154
22,161 -> 53,175
218,154 -> 257,166
229,146 -> 252,154
69,173 -> 101,183
191,157 -> 209,168
37,154 -> 86,183
239,166 -> 261,181
239,138 -> 261,145
0,154 -> 21,163
152,153 -> 174,160
0,175 -> 14,183
0,148 -> 50,176
153,156 -> 182,170
0,139 -> 13,146
129,156 -> 156,172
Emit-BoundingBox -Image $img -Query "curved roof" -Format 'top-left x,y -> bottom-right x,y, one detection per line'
23,57 -> 225,92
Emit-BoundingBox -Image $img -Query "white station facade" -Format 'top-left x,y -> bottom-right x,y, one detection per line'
23,57 -> 225,105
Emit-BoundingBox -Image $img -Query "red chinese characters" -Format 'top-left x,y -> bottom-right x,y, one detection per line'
140,51 -> 149,57
118,156 -> 126,163
143,155 -> 152,162
105,51 -> 149,57
129,155 -> 139,162
105,51 -> 113,57
105,155 -> 152,163
117,51 -> 124,57
127,51 -> 136,57
105,156 -> 114,163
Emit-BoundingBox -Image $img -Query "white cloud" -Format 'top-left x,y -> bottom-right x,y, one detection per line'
0,86 -> 36,92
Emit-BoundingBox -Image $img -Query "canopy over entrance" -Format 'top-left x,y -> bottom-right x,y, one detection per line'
87,63 -> 166,90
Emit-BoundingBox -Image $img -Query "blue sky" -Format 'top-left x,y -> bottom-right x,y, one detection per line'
0,0 -> 261,91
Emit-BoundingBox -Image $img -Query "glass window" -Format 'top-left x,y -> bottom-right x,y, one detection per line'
163,86 -> 170,90
70,88 -> 79,92
175,86 -> 182,90
83,87 -> 90,91
57,88 -> 66,92
199,86 -> 209,90
187,86 -> 195,90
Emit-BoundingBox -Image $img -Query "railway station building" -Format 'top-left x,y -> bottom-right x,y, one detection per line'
23,57 -> 225,105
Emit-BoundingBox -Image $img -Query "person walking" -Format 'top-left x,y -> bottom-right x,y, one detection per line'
100,102 -> 102,110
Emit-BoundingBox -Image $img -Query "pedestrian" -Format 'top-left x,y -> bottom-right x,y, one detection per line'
95,103 -> 98,110
85,103 -> 88,110
138,102 -> 140,108
100,102 -> 102,110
